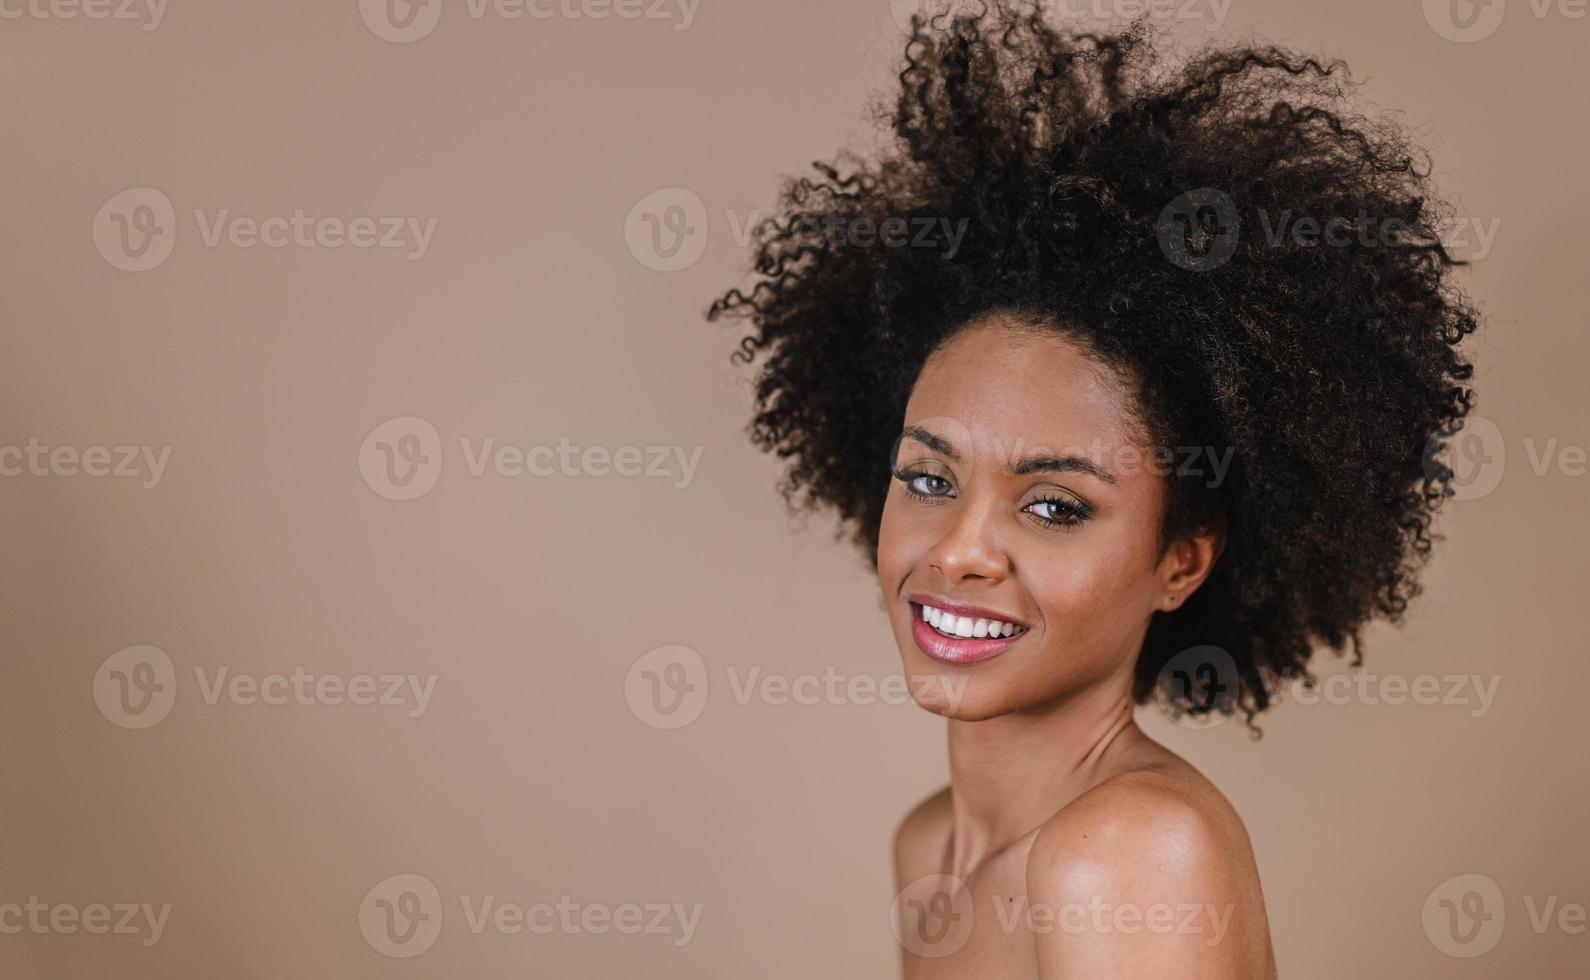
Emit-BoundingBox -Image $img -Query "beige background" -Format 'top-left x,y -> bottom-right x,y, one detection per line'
2,0 -> 1586,976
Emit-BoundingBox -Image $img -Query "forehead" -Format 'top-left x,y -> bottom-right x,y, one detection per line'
903,317 -> 1143,457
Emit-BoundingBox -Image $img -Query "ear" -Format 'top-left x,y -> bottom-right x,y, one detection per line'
1155,515 -> 1227,612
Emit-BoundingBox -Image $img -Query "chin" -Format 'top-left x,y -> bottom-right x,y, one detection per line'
898,657 -> 1018,722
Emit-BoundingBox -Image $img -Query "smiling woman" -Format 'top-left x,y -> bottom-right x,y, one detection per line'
708,1 -> 1478,976
882,317 -> 1219,711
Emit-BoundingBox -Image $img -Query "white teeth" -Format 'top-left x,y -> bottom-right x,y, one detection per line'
918,603 -> 1024,639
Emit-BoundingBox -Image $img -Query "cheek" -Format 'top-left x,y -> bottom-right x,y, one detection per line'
1026,529 -> 1156,648
875,492 -> 918,586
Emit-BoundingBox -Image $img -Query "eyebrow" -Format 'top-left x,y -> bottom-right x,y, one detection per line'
900,425 -> 1118,484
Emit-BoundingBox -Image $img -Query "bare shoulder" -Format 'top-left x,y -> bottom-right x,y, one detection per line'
1025,757 -> 1275,978
892,784 -> 953,886
1027,761 -> 1254,890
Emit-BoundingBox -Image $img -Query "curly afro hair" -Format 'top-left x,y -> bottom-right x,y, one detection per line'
707,1 -> 1479,723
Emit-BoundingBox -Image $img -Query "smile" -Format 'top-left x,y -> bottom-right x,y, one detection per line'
906,595 -> 1029,666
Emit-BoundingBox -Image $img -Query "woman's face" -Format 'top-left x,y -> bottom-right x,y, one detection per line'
877,314 -> 1210,721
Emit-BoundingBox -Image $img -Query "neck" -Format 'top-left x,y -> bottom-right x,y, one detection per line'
944,675 -> 1141,881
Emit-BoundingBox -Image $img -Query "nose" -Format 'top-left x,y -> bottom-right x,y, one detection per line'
924,501 -> 1011,585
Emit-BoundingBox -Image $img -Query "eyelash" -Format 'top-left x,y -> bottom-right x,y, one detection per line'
889,467 -> 1094,529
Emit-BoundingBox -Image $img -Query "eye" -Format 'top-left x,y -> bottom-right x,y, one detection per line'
891,466 -> 955,501
1024,493 -> 1093,529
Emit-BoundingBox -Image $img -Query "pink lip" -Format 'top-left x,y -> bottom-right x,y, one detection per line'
905,595 -> 1029,666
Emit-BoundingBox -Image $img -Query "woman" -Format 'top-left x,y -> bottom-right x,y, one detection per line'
708,3 -> 1478,975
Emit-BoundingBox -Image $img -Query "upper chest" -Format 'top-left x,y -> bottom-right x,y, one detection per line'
901,839 -> 1045,980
